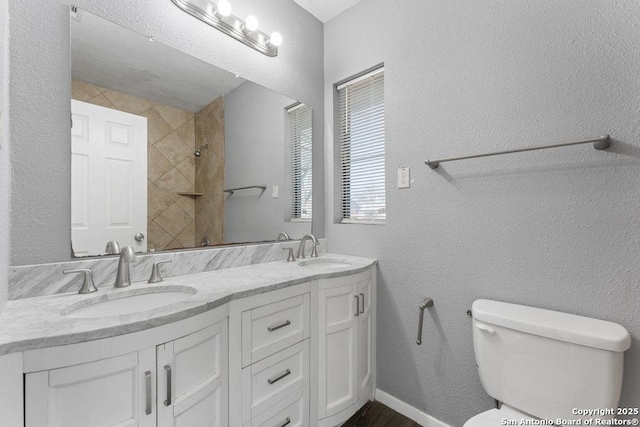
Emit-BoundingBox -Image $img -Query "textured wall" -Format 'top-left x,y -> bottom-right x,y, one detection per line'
71,80 -> 197,252
8,0 -> 324,265
225,81 -> 312,243
324,1 -> 640,425
195,96 -> 225,246
0,0 -> 9,313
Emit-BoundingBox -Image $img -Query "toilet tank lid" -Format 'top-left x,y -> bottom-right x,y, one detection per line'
472,299 -> 631,352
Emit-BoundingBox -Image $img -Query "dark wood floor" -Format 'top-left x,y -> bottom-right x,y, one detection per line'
342,400 -> 421,427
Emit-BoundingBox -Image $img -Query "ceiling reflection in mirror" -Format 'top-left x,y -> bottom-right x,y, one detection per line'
70,10 -> 312,257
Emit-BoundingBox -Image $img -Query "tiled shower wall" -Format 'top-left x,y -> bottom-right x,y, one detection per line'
71,80 -> 196,251
195,96 -> 225,246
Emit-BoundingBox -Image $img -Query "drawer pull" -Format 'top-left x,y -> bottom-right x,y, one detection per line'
163,365 -> 172,406
354,295 -> 359,317
268,320 -> 291,332
267,369 -> 291,385
144,370 -> 152,415
359,293 -> 365,314
279,417 -> 291,427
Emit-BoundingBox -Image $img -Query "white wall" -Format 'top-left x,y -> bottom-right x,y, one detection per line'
224,81 -> 312,243
8,0 -> 324,265
0,0 -> 10,312
324,1 -> 640,425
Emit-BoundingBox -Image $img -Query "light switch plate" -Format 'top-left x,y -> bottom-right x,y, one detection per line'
272,184 -> 278,198
398,167 -> 410,188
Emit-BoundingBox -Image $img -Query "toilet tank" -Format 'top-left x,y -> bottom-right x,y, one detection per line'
472,299 -> 631,421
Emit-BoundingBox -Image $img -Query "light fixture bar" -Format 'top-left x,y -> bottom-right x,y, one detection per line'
171,0 -> 279,57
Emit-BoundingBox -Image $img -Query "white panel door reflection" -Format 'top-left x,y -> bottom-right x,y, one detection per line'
71,100 -> 147,256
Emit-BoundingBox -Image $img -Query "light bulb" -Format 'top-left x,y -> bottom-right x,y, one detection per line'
268,31 -> 282,47
244,15 -> 259,33
216,0 -> 231,18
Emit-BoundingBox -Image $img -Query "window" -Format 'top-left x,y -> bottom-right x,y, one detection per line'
286,103 -> 313,221
337,67 -> 385,223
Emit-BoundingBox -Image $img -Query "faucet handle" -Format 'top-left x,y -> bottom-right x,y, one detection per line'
282,247 -> 296,262
310,242 -> 319,258
63,269 -> 98,294
148,260 -> 172,283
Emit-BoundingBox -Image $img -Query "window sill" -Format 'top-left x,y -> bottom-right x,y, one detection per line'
340,219 -> 386,226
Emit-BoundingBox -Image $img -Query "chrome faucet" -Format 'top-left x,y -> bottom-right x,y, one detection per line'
114,246 -> 137,288
297,234 -> 319,259
105,241 -> 121,255
276,232 -> 291,241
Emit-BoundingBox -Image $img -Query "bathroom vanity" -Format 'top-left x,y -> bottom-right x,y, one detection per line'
0,254 -> 377,427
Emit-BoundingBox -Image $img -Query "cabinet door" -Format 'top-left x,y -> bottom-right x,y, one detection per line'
317,284 -> 357,419
157,320 -> 228,427
357,277 -> 373,397
25,349 -> 156,427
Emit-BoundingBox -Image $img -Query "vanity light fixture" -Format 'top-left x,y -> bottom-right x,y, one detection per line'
171,0 -> 282,57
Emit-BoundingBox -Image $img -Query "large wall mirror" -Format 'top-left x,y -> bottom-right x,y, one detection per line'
70,9 -> 312,257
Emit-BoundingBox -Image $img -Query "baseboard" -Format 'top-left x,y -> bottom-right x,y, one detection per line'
375,389 -> 451,427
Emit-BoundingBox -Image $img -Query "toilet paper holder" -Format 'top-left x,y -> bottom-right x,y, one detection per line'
416,297 -> 434,345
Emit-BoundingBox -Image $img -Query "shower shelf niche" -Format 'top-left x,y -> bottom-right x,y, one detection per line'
177,192 -> 203,197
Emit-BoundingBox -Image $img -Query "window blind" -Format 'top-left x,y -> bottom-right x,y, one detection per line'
337,68 -> 385,223
287,103 -> 313,221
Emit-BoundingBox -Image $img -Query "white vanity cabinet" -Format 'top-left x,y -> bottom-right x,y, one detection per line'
23,309 -> 228,427
6,259 -> 377,427
314,268 -> 376,427
25,348 -> 156,427
156,322 -> 228,427
232,284 -> 311,427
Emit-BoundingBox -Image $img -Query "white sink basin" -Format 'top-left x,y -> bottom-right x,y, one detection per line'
298,259 -> 352,269
61,286 -> 197,318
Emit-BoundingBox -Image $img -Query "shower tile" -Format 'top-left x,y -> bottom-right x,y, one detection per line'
71,80 -> 101,101
175,156 -> 195,185
154,104 -> 193,130
102,90 -> 152,115
176,119 -> 196,149
155,204 -> 192,238
147,220 -> 173,251
147,181 -> 175,220
175,195 -> 196,220
155,168 -> 191,200
140,108 -> 173,146
85,94 -> 116,110
148,147 -> 173,182
155,132 -> 192,166
175,221 -> 196,248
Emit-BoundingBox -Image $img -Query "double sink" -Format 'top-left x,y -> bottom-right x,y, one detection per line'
61,258 -> 352,319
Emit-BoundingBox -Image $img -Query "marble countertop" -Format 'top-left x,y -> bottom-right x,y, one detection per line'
0,254 -> 376,355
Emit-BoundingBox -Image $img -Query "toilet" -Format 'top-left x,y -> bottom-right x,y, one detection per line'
465,299 -> 631,426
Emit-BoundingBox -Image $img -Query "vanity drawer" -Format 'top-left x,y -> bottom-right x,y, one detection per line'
242,340 -> 309,423
248,385 -> 309,427
242,294 -> 309,367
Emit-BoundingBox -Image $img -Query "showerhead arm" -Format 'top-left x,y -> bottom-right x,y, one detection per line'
194,144 -> 209,157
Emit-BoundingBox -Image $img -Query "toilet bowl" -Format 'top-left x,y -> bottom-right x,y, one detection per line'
465,299 -> 631,425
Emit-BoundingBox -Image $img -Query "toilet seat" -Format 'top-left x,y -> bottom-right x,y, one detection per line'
464,404 -> 535,427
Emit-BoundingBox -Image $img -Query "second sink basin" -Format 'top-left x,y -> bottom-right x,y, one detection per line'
61,286 -> 197,318
298,258 -> 352,269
